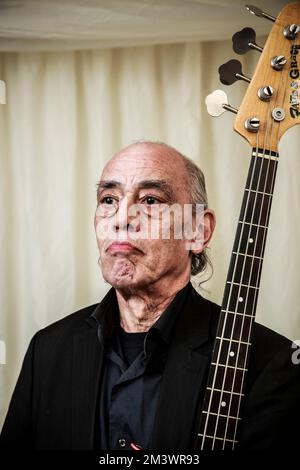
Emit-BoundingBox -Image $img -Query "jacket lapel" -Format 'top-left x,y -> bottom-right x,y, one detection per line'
152,287 -> 219,450
71,324 -> 104,449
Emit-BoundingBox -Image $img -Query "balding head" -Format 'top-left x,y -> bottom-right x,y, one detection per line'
102,141 -> 191,205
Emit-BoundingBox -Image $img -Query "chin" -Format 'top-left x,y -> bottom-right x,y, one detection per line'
103,272 -> 148,291
101,258 -> 135,286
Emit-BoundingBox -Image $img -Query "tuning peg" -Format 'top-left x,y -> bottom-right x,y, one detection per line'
0,80 -> 5,104
219,60 -> 251,85
283,24 -> 300,40
232,27 -> 263,54
245,5 -> 276,22
205,90 -> 238,117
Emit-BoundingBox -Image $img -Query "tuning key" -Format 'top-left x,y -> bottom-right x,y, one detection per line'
232,27 -> 263,55
205,90 -> 238,117
271,55 -> 287,71
219,60 -> 251,85
246,5 -> 299,40
258,85 -> 274,101
283,24 -> 300,40
245,5 -> 276,22
245,117 -> 260,132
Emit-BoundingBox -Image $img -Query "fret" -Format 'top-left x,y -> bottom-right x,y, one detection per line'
207,387 -> 245,397
202,411 -> 241,419
216,337 -> 251,346
232,252 -> 263,260
238,220 -> 268,229
198,434 -> 238,443
227,253 -> 262,287
245,188 -> 273,196
211,363 -> 248,371
223,281 -> 259,315
221,308 -> 255,318
226,281 -> 259,290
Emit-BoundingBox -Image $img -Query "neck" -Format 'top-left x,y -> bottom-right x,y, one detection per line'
115,276 -> 190,332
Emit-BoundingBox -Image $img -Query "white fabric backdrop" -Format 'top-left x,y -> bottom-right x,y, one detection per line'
0,39 -> 300,428
0,0 -> 290,51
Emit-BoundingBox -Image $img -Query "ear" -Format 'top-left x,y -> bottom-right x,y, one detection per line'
186,209 -> 216,254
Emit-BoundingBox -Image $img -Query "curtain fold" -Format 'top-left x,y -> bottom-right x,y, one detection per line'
1,40 -> 299,428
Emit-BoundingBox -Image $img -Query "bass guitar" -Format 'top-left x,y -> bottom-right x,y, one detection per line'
199,1 -> 300,450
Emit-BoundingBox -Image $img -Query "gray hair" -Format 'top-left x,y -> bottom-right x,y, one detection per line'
180,154 -> 211,276
126,140 -> 212,276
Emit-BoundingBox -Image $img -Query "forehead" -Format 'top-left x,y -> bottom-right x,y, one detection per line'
101,145 -> 188,187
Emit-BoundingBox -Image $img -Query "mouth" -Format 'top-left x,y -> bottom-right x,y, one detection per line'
106,241 -> 143,255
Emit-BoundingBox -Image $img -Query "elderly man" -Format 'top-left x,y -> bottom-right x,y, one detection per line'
1,142 -> 299,450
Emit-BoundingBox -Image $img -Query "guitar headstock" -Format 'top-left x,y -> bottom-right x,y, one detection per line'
235,2 -> 300,151
207,2 -> 300,152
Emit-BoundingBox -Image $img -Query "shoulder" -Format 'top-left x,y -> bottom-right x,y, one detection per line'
252,321 -> 292,358
190,284 -> 296,372
33,303 -> 99,344
247,322 -> 297,388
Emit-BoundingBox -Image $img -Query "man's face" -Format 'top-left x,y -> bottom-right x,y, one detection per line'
94,144 -> 202,290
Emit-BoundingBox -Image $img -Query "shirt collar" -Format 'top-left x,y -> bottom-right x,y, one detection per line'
90,281 -> 191,352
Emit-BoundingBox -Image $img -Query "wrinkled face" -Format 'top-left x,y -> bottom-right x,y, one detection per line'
94,144 -> 201,290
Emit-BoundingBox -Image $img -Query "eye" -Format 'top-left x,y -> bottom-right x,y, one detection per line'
143,196 -> 159,205
100,196 -> 116,205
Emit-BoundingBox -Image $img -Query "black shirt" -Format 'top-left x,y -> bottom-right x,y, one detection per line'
91,282 -> 190,450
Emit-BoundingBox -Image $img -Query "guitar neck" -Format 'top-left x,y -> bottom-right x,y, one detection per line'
197,146 -> 279,450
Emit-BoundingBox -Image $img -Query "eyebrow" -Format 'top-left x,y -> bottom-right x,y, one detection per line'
96,179 -> 175,202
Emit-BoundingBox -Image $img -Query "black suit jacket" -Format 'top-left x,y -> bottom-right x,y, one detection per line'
1,285 -> 299,450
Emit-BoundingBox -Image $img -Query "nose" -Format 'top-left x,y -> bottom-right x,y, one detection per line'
114,197 -> 140,234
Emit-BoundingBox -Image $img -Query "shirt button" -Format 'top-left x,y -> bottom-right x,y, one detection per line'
118,438 -> 126,448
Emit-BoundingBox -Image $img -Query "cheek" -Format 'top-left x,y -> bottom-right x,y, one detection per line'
94,215 -> 113,245
147,238 -> 189,264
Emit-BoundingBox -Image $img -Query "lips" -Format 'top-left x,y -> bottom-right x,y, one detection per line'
107,241 -> 143,254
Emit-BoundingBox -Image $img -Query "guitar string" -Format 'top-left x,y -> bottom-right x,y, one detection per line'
232,37 -> 293,446
217,111 -> 275,449
230,39 -> 292,447
204,38 -> 289,448
228,127 -> 276,447
221,124 -> 276,449
224,80 -> 279,447
207,96 -> 275,447
200,130 -> 266,447
200,123 -> 269,446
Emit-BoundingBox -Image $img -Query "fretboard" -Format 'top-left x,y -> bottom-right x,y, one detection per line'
197,147 -> 279,450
